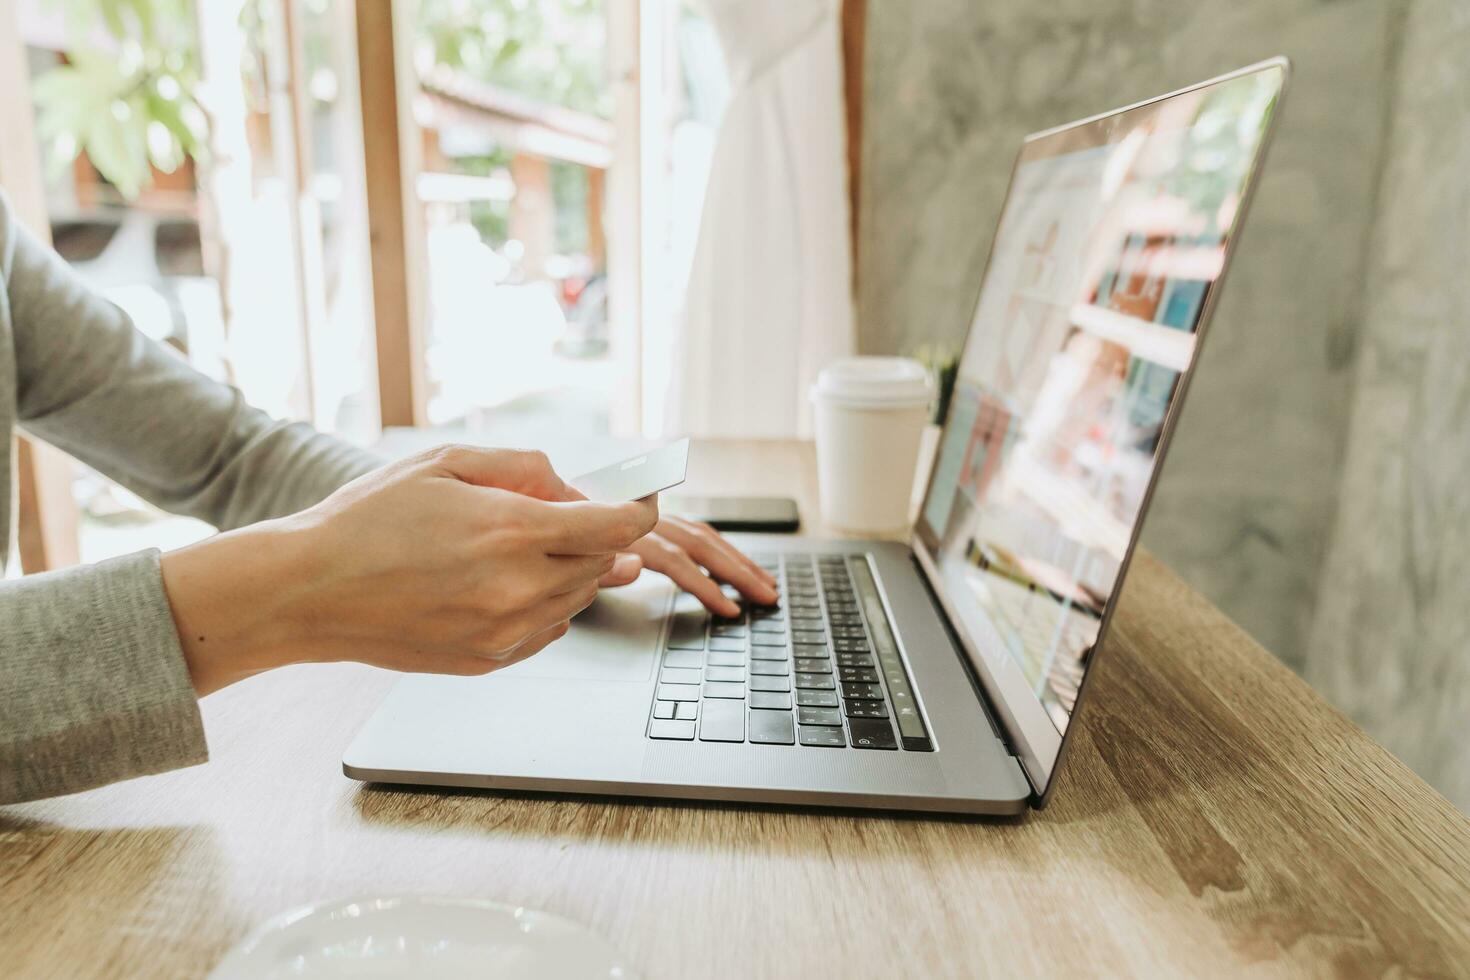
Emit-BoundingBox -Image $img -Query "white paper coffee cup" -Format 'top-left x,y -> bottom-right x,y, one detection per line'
811,357 -> 933,533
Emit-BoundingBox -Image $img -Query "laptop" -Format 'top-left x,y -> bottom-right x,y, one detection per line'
345,60 -> 1289,815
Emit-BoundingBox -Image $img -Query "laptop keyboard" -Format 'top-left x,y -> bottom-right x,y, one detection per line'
646,553 -> 933,751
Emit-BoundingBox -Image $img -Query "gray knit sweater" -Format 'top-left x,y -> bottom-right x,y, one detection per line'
0,190 -> 379,803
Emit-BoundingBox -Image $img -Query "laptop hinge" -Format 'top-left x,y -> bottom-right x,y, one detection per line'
908,543 -> 1043,802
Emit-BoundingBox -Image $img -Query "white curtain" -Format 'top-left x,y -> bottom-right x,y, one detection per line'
665,0 -> 855,438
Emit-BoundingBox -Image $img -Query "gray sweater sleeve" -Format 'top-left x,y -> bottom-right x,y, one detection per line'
7,212 -> 379,529
0,193 -> 381,803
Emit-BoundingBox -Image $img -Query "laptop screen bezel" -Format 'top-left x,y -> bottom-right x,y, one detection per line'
908,59 -> 1291,803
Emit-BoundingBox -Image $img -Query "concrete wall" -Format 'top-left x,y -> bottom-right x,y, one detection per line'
1304,0 -> 1470,809
859,0 -> 1469,808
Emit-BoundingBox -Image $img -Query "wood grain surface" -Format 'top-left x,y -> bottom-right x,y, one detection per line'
2,440 -> 1467,978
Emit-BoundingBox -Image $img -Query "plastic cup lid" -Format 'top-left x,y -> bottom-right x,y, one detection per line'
811,356 -> 933,407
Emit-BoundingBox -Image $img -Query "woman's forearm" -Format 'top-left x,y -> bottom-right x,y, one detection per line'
160,516 -> 324,695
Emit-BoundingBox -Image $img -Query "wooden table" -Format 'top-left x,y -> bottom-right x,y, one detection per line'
2,440 -> 1467,977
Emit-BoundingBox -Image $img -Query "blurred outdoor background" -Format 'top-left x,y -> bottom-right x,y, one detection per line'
13,0 -> 741,558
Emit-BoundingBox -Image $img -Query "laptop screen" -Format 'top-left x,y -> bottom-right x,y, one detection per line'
913,62 -> 1286,795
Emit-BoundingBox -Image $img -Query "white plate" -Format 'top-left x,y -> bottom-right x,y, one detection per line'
207,896 -> 636,980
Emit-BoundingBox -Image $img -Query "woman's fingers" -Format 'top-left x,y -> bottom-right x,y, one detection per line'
428,445 -> 571,500
654,517 -> 779,605
634,535 -> 740,617
678,516 -> 778,591
495,620 -> 573,670
530,497 -> 660,555
494,580 -> 601,654
540,552 -> 619,596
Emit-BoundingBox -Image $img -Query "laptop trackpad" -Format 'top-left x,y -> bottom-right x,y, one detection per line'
491,575 -> 670,682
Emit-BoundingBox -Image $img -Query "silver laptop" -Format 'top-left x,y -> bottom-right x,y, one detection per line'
345,61 -> 1289,815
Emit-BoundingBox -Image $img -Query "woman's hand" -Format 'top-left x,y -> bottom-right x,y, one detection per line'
596,515 -> 780,617
162,446 -> 659,695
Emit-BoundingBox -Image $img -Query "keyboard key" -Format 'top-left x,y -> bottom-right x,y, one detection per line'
795,689 -> 839,707
834,639 -> 871,652
838,667 -> 879,684
663,650 -> 703,669
797,706 -> 842,726
668,610 -> 707,650
795,672 -> 836,690
848,718 -> 898,750
844,700 -> 889,719
654,701 -> 676,719
794,643 -> 830,658
794,658 -> 832,674
751,647 -> 789,661
790,616 -> 824,628
751,619 -> 786,633
751,633 -> 788,647
659,666 -> 702,685
711,625 -> 748,638
831,627 -> 867,639
657,683 -> 700,702
749,675 -> 792,693
826,613 -> 864,626
750,661 -> 790,676
709,637 -> 747,652
707,651 -> 746,667
703,680 -> 746,699
835,653 -> 875,668
799,726 -> 846,747
750,691 -> 793,710
748,709 -> 796,745
675,701 -> 699,721
698,699 -> 745,742
841,682 -> 884,700
649,719 -> 696,740
705,666 -> 746,683
793,631 -> 827,645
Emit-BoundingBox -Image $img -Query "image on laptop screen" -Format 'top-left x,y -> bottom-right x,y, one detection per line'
915,64 -> 1285,791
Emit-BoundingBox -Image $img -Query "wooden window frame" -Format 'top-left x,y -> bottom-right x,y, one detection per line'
355,0 -> 429,429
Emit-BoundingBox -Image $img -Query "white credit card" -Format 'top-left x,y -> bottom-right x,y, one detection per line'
570,438 -> 690,503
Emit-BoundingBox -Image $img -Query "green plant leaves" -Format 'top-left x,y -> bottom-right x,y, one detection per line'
32,0 -> 204,201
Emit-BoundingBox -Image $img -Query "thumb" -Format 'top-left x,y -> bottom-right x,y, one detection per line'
598,553 -> 643,587
426,446 -> 571,500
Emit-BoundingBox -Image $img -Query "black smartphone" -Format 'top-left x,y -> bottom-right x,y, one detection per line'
665,495 -> 800,533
